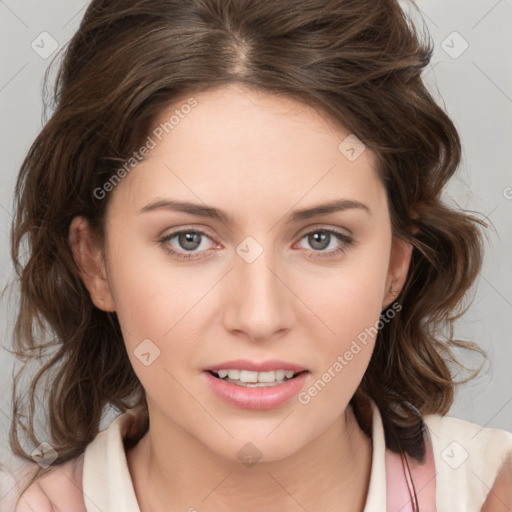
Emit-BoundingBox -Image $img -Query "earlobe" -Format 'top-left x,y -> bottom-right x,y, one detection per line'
382,237 -> 413,309
68,216 -> 116,312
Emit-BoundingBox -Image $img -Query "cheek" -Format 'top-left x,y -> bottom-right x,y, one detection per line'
106,231 -> 192,331
108,260 -> 207,404
296,276 -> 385,420
303,244 -> 390,346
106,239 -> 219,373
296,236 -> 391,400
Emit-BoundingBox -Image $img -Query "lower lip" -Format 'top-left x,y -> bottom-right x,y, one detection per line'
203,371 -> 308,410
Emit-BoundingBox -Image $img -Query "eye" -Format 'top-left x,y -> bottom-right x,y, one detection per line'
158,227 -> 354,261
296,228 -> 353,259
158,229 -> 216,260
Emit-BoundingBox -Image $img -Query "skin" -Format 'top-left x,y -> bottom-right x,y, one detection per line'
24,83 -> 414,511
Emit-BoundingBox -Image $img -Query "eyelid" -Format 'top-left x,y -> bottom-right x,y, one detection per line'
159,227 -> 217,251
295,223 -> 353,238
159,225 -> 218,245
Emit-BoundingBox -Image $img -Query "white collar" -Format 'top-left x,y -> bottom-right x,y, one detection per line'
83,400 -> 387,511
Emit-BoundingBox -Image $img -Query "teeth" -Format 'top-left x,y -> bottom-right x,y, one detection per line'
213,369 -> 299,384
240,370 -> 258,382
227,369 -> 240,380
258,371 -> 278,383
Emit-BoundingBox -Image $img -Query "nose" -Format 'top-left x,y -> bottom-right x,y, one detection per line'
221,241 -> 295,342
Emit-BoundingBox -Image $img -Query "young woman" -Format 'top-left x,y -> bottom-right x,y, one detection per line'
3,0 -> 511,510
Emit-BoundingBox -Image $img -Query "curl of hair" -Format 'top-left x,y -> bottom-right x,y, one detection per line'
7,0 -> 486,489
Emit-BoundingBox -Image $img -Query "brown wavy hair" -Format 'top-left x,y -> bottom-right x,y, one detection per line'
7,0 -> 486,494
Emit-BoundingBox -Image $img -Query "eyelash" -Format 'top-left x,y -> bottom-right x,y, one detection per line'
158,228 -> 354,261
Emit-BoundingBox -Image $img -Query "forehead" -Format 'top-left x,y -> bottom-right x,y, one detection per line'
107,83 -> 386,221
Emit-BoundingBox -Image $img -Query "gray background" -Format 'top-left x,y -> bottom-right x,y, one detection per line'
0,0 -> 511,482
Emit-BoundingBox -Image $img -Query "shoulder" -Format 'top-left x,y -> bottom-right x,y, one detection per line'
423,412 -> 512,509
13,454 -> 86,512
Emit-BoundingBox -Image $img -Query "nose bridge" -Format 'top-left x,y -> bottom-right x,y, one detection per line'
224,235 -> 293,339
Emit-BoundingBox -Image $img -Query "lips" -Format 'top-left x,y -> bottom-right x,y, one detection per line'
203,370 -> 309,410
204,359 -> 307,373
202,359 -> 309,410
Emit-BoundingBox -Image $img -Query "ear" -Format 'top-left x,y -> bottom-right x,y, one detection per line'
68,216 -> 116,312
382,236 -> 413,309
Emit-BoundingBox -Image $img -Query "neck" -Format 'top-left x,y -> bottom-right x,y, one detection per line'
127,404 -> 372,512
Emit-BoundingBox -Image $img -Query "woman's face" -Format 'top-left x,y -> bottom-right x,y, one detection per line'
88,83 -> 411,462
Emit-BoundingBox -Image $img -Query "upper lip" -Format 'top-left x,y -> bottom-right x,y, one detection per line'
205,359 -> 307,373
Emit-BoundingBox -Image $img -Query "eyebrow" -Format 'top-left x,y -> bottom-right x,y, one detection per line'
139,198 -> 371,224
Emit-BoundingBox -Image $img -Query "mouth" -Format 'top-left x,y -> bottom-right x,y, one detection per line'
203,364 -> 310,410
207,368 -> 308,387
